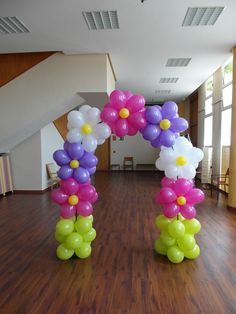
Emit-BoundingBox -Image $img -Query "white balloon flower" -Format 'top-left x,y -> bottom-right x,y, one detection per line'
155,136 -> 204,180
66,105 -> 111,152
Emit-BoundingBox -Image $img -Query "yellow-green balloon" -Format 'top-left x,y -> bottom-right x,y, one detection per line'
160,231 -> 176,247
55,230 -> 65,243
184,244 -> 200,259
183,219 -> 201,234
77,215 -> 94,223
65,232 -> 83,249
155,215 -> 173,231
168,220 -> 185,238
75,219 -> 92,234
56,219 -> 74,236
154,238 -> 168,255
167,246 -> 184,263
83,228 -> 96,243
56,244 -> 74,260
75,243 -> 91,259
177,234 -> 196,251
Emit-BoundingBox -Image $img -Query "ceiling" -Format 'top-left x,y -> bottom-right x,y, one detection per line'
0,0 -> 235,102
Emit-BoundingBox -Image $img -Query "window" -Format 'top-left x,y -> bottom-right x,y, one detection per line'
204,116 -> 213,146
223,59 -> 233,108
204,75 -> 213,147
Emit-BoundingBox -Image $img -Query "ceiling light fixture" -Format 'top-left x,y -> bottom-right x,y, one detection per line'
166,58 -> 191,67
182,7 -> 224,26
0,16 -> 30,34
82,11 -> 119,30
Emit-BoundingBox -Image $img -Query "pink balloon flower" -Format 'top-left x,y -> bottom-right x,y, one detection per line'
51,178 -> 98,218
155,177 -> 205,219
101,90 -> 147,137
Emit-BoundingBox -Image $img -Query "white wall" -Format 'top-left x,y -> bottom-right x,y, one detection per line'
11,131 -> 42,190
41,123 -> 64,190
110,133 -> 158,167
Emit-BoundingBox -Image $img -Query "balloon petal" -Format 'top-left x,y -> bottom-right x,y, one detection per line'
82,135 -> 98,152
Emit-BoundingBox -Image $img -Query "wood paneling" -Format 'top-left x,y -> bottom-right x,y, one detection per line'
95,138 -> 110,170
0,52 -> 55,87
53,113 -> 68,140
0,172 -> 236,313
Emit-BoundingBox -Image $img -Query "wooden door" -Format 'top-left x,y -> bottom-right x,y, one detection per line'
95,138 -> 110,170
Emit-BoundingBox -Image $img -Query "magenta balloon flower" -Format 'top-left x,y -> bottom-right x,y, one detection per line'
51,178 -> 98,218
53,141 -> 98,184
101,90 -> 147,137
140,102 -> 188,147
155,177 -> 205,219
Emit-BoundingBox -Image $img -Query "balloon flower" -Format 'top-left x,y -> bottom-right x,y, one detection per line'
140,102 -> 188,147
51,178 -> 98,218
53,141 -> 98,184
155,177 -> 205,219
101,90 -> 147,137
156,136 -> 204,179
67,104 -> 111,152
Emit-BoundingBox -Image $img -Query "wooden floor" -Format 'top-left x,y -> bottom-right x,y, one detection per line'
1,172 -> 236,314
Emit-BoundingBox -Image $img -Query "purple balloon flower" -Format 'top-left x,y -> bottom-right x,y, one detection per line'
140,101 -> 188,147
53,141 -> 98,183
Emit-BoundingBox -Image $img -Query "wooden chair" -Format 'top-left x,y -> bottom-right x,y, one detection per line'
211,168 -> 229,200
123,157 -> 134,170
46,163 -> 60,190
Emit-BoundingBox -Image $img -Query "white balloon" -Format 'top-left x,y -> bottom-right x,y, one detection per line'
67,122 -> 73,130
160,149 -> 175,163
181,164 -> 196,179
94,123 -> 111,139
191,148 -> 204,163
97,139 -> 105,145
84,107 -> 101,126
155,158 -> 165,170
165,164 -> 178,180
174,136 -> 192,154
79,104 -> 91,114
67,129 -> 83,143
82,135 -> 98,152
67,111 -> 84,128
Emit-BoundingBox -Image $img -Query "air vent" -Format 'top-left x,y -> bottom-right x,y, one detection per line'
155,90 -> 171,95
160,77 -> 179,83
82,11 -> 119,30
0,16 -> 30,34
182,7 -> 224,26
166,58 -> 191,67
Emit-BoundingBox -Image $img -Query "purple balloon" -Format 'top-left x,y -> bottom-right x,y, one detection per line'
141,124 -> 161,141
53,150 -> 70,166
170,118 -> 188,133
65,141 -> 84,160
88,166 -> 97,175
159,130 -> 176,147
80,152 -> 98,168
73,167 -> 89,184
161,101 -> 178,119
57,165 -> 73,180
145,106 -> 162,124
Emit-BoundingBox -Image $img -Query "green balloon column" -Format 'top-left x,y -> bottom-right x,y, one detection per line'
51,90 -> 205,264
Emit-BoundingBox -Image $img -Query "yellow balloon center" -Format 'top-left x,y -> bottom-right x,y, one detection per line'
70,160 -> 79,169
119,108 -> 130,119
160,119 -> 171,130
176,156 -> 187,166
177,196 -> 186,206
68,195 -> 79,205
81,123 -> 92,135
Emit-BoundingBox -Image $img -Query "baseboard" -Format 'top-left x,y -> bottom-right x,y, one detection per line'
14,187 -> 51,194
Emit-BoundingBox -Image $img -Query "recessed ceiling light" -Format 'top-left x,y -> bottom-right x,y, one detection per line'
82,11 -> 119,30
166,58 -> 191,67
182,7 -> 224,26
160,77 -> 179,83
0,16 -> 30,34
155,90 -> 171,95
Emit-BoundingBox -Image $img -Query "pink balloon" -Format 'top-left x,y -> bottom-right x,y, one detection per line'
61,178 -> 79,195
100,107 -> 118,123
78,185 -> 97,203
185,188 -> 205,205
51,189 -> 68,204
180,204 -> 196,219
174,178 -> 193,196
163,203 -> 180,218
109,90 -> 126,110
90,192 -> 98,204
60,204 -> 76,218
128,112 -> 147,129
115,119 -> 129,137
126,95 -> 145,113
155,187 -> 176,204
127,125 -> 138,136
76,201 -> 93,217
161,177 -> 175,188
123,90 -> 133,100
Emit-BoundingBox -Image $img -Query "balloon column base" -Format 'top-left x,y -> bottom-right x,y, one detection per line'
154,214 -> 201,264
55,215 -> 96,261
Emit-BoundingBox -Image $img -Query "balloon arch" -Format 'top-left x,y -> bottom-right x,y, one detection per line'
52,90 -> 204,264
